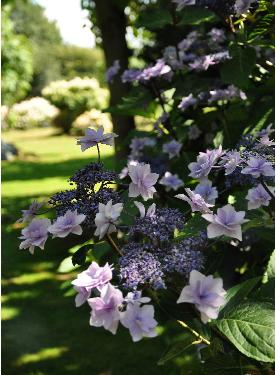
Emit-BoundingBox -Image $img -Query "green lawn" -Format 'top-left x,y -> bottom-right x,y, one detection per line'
2,128 -> 185,375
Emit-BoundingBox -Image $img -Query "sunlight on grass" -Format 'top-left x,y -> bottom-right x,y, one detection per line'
3,127 -> 114,163
2,290 -> 39,303
2,176 -> 72,198
15,347 -> 69,366
5,271 -> 54,286
2,306 -> 20,321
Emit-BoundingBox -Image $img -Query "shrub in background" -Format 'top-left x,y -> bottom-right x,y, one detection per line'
4,97 -> 59,130
42,77 -> 108,133
71,109 -> 112,135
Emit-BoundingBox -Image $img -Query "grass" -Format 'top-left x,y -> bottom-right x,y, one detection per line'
2,127 -> 185,375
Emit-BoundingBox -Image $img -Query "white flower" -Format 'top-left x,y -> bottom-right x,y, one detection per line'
128,163 -> 159,201
176,188 -> 213,213
134,201 -> 156,218
202,204 -> 248,241
246,184 -> 274,210
48,210 -> 86,238
94,200 -> 123,239
177,270 -> 226,323
77,126 -> 118,152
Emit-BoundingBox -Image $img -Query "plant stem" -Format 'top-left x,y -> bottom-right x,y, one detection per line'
96,143 -> 101,163
177,320 -> 210,345
106,233 -> 123,256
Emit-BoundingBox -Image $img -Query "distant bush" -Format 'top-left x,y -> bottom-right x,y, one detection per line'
72,109 -> 112,135
42,77 -> 108,133
4,97 -> 59,130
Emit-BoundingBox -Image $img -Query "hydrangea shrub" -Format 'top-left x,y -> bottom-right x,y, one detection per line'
17,0 -> 274,373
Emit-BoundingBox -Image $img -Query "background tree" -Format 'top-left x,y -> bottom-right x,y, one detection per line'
1,5 -> 33,105
10,0 -> 63,95
81,0 -> 135,159
8,0 -> 106,94
56,45 -> 105,86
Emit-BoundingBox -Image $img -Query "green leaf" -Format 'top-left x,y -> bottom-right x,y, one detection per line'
174,214 -> 206,239
58,256 -> 79,273
220,45 -> 256,89
263,250 -> 275,282
220,277 -> 261,316
254,250 -> 275,302
214,301 -> 275,362
243,107 -> 273,135
178,7 -> 217,25
135,8 -> 171,30
157,333 -> 195,365
72,244 -> 93,266
105,89 -> 157,117
203,353 -> 257,375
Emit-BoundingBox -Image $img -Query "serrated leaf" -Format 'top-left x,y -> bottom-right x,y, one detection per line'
215,301 -> 275,362
220,277 -> 261,316
263,250 -> 275,282
220,45 -> 256,89
243,107 -> 273,135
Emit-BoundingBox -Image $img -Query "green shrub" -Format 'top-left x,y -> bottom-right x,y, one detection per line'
42,77 -> 108,133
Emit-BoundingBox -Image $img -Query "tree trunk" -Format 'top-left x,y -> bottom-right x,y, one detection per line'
94,0 -> 135,161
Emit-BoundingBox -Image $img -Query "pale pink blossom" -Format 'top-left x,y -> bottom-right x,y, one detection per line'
202,204 -> 248,241
19,218 -> 51,254
177,270 -> 226,323
72,262 -> 113,290
88,283 -> 123,334
128,163 -> 159,201
176,188 -> 213,213
77,126 -> 118,152
120,303 -> 158,342
17,200 -> 44,223
48,210 -> 86,238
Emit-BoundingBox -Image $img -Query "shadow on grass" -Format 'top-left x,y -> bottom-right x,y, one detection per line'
1,224 -> 181,375
2,155 -> 116,182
